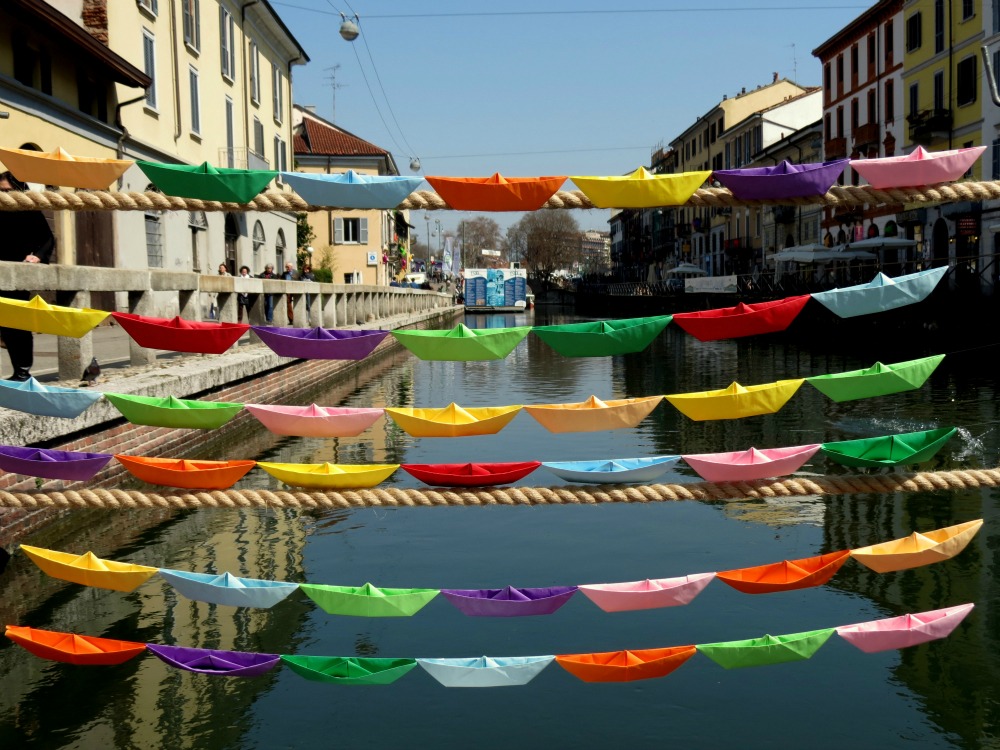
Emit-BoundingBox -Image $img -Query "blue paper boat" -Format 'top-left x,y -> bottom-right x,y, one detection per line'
158,569 -> 299,608
280,170 -> 424,209
542,455 -> 681,484
416,655 -> 556,688
810,266 -> 947,319
0,377 -> 102,419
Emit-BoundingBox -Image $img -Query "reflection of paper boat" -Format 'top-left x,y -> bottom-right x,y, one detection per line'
665,380 -> 805,421
4,625 -> 146,665
245,403 -> 384,437
256,461 -> 398,489
158,568 -> 299,608
136,160 -> 276,202
522,395 -> 664,433
531,315 -> 673,357
280,655 -> 417,685
0,295 -> 108,337
400,461 -> 541,487
820,427 -> 957,468
849,145 -> 987,188
111,312 -> 248,354
297,582 -> 439,617
440,586 -> 577,617
716,551 -> 852,594
417,655 -> 555,688
541,455 -> 680,484
671,295 -> 810,341
251,326 -> 389,360
680,444 -> 822,483
0,377 -> 102,419
425,173 -> 566,211
835,603 -> 975,653
696,628 -> 835,669
115,455 -> 255,490
0,146 -> 134,189
806,355 -> 945,402
556,646 -> 697,683
19,544 -> 158,592
280,170 -> 423,208
571,167 -> 711,208
849,519 -> 983,573
711,159 -> 849,199
0,445 -> 113,481
810,267 -> 948,318
105,393 -> 243,430
147,644 -> 281,677
384,403 -> 522,438
391,324 -> 531,361
578,573 -> 716,612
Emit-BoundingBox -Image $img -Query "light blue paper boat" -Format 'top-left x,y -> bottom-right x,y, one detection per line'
542,455 -> 681,484
810,266 -> 947,319
158,569 -> 299,609
416,655 -> 555,687
0,377 -> 102,419
280,170 -> 424,209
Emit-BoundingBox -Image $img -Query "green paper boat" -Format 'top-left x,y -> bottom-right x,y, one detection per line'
806,354 -> 945,402
279,655 -> 417,685
297,582 -> 439,617
696,628 -> 835,669
391,324 -> 531,361
136,160 -> 277,203
820,427 -> 957,468
531,315 -> 673,357
105,393 -> 243,430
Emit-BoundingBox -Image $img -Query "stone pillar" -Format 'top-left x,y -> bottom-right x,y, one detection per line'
178,290 -> 198,321
127,290 -> 158,366
55,290 -> 94,381
292,292 -> 307,327
217,292 -> 237,323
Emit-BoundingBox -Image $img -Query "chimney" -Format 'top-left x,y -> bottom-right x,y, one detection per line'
741,87 -> 746,95
773,71 -> 779,83
82,0 -> 109,45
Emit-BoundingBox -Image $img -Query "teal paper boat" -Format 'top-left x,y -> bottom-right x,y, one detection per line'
297,582 -> 439,617
157,569 -> 299,608
280,655 -> 417,685
820,427 -> 957,468
806,354 -> 945,402
137,160 -> 276,203
391,324 -> 531,361
0,377 -> 102,419
810,266 -> 947,318
416,655 -> 555,687
541,456 -> 681,484
280,170 -> 423,209
531,315 -> 673,357
104,393 -> 243,430
696,628 -> 835,669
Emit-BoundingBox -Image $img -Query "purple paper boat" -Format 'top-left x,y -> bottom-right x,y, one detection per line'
252,326 -> 390,360
439,585 -> 578,617
712,159 -> 849,200
146,644 -> 281,677
0,444 -> 113,481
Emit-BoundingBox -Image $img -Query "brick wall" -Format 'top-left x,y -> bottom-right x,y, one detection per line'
81,0 -> 109,45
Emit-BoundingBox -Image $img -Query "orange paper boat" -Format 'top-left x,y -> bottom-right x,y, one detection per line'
425,173 -> 567,211
522,395 -> 664,433
19,544 -> 158,592
4,625 -> 146,665
555,645 -> 697,683
0,146 -> 134,190
849,519 -> 983,573
115,455 -> 256,490
716,550 -> 852,594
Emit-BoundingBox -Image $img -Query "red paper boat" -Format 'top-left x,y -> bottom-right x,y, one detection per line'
5,625 -> 146,665
400,461 -> 541,487
111,312 -> 249,354
671,295 -> 810,342
555,645 -> 697,683
115,455 -> 256,490
716,550 -> 852,594
425,173 -> 567,211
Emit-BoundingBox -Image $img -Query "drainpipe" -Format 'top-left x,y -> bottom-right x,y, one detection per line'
114,94 -> 149,168
169,0 -> 181,142
241,1 -> 260,164
982,45 -> 1000,106
948,0 -> 953,149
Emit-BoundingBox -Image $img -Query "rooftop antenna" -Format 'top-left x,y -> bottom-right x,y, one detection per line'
789,43 -> 797,82
326,64 -> 348,123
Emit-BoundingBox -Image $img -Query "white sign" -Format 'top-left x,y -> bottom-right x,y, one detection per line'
685,274 -> 738,293
366,251 -> 378,266
481,249 -> 501,257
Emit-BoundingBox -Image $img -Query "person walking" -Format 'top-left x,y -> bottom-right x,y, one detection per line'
237,265 -> 252,323
281,261 -> 298,324
258,263 -> 276,323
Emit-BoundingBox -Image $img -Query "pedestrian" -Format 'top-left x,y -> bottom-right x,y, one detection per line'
211,263 -> 230,319
281,261 -> 297,324
0,171 -> 56,381
300,263 -> 316,319
259,263 -> 276,323
237,265 -> 252,323
217,262 -> 230,276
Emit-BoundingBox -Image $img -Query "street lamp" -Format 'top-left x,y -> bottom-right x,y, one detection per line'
424,213 -> 431,259
434,219 -> 442,256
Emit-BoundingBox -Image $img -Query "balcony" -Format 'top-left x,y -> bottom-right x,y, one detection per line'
908,109 -> 952,146
218,147 -> 270,171
852,121 -> 880,150
825,136 -> 847,160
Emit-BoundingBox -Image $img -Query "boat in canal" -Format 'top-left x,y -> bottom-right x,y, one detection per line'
4,625 -> 146,665
555,645 -> 697,683
715,550 -> 852,594
834,603 -> 976,653
577,573 -> 716,612
522,395 -> 664,433
819,427 -> 958,468
848,519 -> 983,573
391,323 -> 531,361
115,455 -> 256,490
18,545 -> 158,592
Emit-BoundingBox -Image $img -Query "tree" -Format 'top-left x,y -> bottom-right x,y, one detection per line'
456,216 -> 503,267
295,213 -> 316,269
503,212 -> 581,287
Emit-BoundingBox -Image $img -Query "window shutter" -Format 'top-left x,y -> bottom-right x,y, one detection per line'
334,218 -> 344,244
219,7 -> 228,77
359,218 -> 369,244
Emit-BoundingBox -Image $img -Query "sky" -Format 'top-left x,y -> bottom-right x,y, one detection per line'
271,0 -> 871,245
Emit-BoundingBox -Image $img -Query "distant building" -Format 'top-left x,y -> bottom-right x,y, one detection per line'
580,229 -> 611,274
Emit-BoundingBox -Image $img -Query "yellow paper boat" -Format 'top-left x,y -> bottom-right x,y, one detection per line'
0,146 -> 134,190
0,295 -> 108,337
19,544 -> 158,592
571,167 -> 712,208
522,395 -> 664,433
384,403 -> 522,438
850,519 -> 983,573
664,380 -> 805,421
256,462 -> 398,489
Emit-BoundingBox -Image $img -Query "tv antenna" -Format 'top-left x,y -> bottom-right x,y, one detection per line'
326,64 -> 348,123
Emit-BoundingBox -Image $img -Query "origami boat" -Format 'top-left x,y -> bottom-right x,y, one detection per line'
806,354 -> 946,402
810,266 -> 948,318
820,427 -> 957,468
136,160 -> 277,203
0,377 -> 102,419
280,655 -> 417,685
256,461 -> 398,489
251,326 -> 390,360
147,644 -> 281,677
384,403 -> 522,438
835,603 -> 975,653
0,146 -> 134,190
115,455 -> 256,490
670,295 -> 811,341
571,167 -> 712,208
664,380 -> 805,421
522,395 -> 664,433
715,550 -> 852,594
711,159 -> 849,200
104,393 -> 244,430
19,544 -> 158,592
555,646 -> 697,683
696,628 -> 835,669
4,625 -> 146,665
391,324 -> 531,361
577,573 -> 716,613
400,461 -> 541,487
680,444 -> 822,483
439,586 -> 578,617
244,403 -> 384,438
849,519 -> 983,573
417,655 -> 555,688
157,568 -> 299,608
0,445 -> 113,481
281,170 -> 423,208
0,295 -> 108,337
111,312 -> 249,354
541,455 -> 681,484
849,145 -> 987,188
530,315 -> 673,357
297,582 -> 439,617
425,173 -> 567,211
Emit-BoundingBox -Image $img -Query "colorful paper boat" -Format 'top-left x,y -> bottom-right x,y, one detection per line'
578,573 -> 716,613
849,519 -> 983,573
439,586 -> 578,617
280,170 -> 423,208
136,160 -> 276,203
806,354 -> 946,402
711,159 -> 849,200
522,395 -> 664,433
0,295 -> 108,337
251,326 -> 390,360
424,173 -> 567,211
0,377 -> 102,419
400,461 -> 541,487
104,393 -> 244,430
115,455 -> 255,490
0,146 -> 134,190
417,655 -> 555,688
157,568 -> 299,608
279,655 -> 417,685
244,403 -> 384,438
820,427 -> 957,468
391,324 -> 531,361
4,625 -> 146,665
541,455 -> 681,484
835,603 -> 975,653
810,266 -> 948,318
680,444 -> 822,483
664,380 -> 805,421
19,544 -> 158,592
0,445 -> 113,481
384,403 -> 522,438
555,646 -> 697,683
147,644 -> 281,677
297,582 -> 439,617
571,167 -> 712,208
670,295 -> 811,341
849,145 -> 987,188
715,550 -> 852,594
530,315 -> 673,357
256,461 -> 398,489
696,628 -> 835,669
110,312 -> 249,354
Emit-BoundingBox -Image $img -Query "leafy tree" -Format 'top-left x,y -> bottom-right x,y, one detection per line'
503,211 -> 581,286
456,216 -> 504,267
296,213 -> 316,268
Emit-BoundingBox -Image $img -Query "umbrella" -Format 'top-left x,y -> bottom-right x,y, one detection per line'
843,237 -> 917,251
664,263 -> 707,276
773,244 -> 875,263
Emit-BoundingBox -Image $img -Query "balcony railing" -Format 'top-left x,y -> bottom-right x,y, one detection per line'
218,147 -> 270,171
852,121 -> 880,150
908,109 -> 952,145
825,137 -> 847,159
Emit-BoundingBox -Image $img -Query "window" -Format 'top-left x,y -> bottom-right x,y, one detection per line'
851,98 -> 859,131
13,39 -> 52,95
867,33 -> 875,66
275,229 -> 286,272
724,142 -> 730,169
138,0 -> 158,16
142,30 -> 156,109
963,141 -> 975,177
867,90 -> 876,122
824,62 -> 831,93
836,106 -> 844,138
824,113 -> 831,141
225,97 -> 234,168
934,70 -> 945,110
220,7 -> 235,81
957,56 -> 977,105
182,0 -> 200,51
249,41 -> 260,104
885,21 -> 893,59
934,1 -> 944,53
252,221 -> 265,259
886,79 -> 894,121
995,0 -> 1000,33
993,138 -> 1000,180
334,217 -> 368,244
909,83 -> 919,119
851,44 -> 858,79
253,117 -> 264,159
962,0 -> 974,20
189,211 -> 207,271
189,66 -> 200,135
273,135 -> 287,172
906,12 -> 922,52
145,197 -> 163,267
994,50 -> 1000,91
836,54 -> 843,87
272,63 -> 284,123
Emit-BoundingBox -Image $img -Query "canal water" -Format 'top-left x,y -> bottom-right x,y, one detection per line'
1,307 -> 999,749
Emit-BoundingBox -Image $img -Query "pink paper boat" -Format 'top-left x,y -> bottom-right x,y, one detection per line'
681,444 -> 822,483
578,573 -> 716,613
835,603 -> 974,653
850,146 -> 987,189
244,403 -> 384,438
